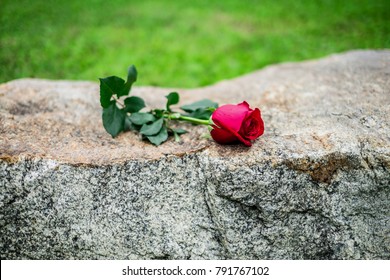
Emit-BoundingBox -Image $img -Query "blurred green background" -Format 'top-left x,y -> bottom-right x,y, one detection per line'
1,0 -> 389,88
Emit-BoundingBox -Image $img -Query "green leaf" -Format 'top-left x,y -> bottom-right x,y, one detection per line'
124,116 -> 140,131
187,108 -> 214,120
172,128 -> 188,135
124,116 -> 132,131
172,128 -> 187,142
147,126 -> 168,146
119,65 -> 138,97
126,65 -> 137,86
180,99 -> 218,113
99,76 -> 125,108
201,132 -> 212,139
173,131 -> 181,142
140,118 -> 164,136
129,112 -> 156,125
166,92 -> 179,112
124,96 -> 145,113
102,101 -> 126,137
153,109 -> 165,118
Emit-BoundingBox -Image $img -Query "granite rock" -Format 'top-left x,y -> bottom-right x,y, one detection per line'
0,50 -> 389,259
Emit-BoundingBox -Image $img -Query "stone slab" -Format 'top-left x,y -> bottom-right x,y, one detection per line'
0,50 -> 389,259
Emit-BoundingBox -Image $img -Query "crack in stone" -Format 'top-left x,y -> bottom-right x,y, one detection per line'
194,154 -> 229,259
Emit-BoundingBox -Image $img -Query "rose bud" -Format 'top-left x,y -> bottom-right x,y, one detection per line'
210,101 -> 264,146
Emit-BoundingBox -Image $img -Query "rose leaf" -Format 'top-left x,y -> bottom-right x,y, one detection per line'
124,96 -> 145,113
140,118 -> 164,136
180,99 -> 218,113
119,65 -> 138,97
146,126 -> 168,146
129,112 -> 156,125
166,92 -> 180,112
102,101 -> 126,137
99,76 -> 125,108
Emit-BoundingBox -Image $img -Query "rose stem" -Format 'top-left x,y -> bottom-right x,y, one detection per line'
165,114 -> 211,126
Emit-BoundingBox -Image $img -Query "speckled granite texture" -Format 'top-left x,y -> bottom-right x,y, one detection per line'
1,50 -> 389,259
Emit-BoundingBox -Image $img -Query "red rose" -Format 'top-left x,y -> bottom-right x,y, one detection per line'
210,101 -> 264,146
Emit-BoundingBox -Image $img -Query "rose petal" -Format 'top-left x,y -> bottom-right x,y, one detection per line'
210,101 -> 259,147
239,108 -> 264,140
210,126 -> 238,144
212,101 -> 251,132
210,125 -> 252,146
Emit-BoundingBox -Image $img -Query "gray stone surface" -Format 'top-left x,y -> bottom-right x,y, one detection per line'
0,50 -> 389,259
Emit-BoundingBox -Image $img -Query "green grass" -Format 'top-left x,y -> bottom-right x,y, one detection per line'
1,0 -> 389,87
